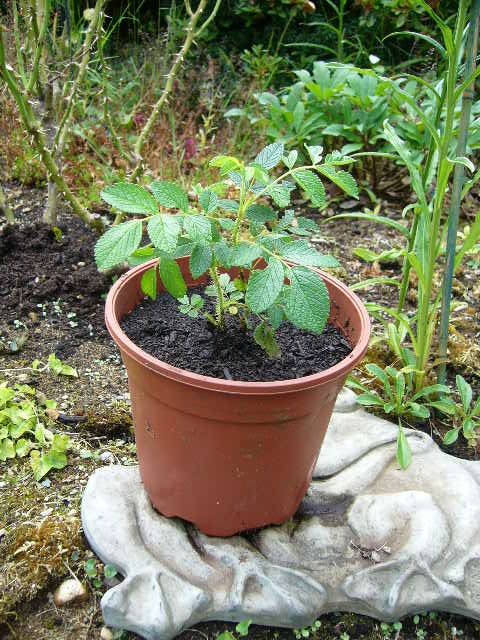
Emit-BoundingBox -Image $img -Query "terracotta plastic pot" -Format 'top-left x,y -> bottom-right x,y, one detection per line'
105,257 -> 370,537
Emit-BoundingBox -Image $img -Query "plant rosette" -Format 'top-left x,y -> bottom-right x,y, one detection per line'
95,143 -> 371,536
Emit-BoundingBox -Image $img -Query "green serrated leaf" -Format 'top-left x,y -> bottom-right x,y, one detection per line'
184,215 -> 212,242
101,183 -> 158,214
190,244 -> 212,279
284,267 -> 330,333
141,266 -> 157,300
159,258 -> 187,298
293,170 -> 326,208
95,220 -> 143,270
150,181 -> 189,212
278,240 -> 339,268
246,258 -> 285,314
230,243 -> 263,267
213,241 -> 233,267
209,155 -> 243,176
254,142 -> 284,170
247,204 -> 277,226
317,165 -> 359,198
283,150 -> 298,169
199,190 -> 219,214
147,214 -> 180,254
268,184 -> 291,207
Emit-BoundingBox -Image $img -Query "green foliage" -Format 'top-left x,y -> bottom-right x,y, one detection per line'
84,558 -> 118,590
349,365 -> 479,467
442,376 -> 480,446
0,382 -> 70,480
96,143 -> 357,355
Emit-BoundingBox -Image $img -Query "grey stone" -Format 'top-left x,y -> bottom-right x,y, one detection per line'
81,389 -> 480,640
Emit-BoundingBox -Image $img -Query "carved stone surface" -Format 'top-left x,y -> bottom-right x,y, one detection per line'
81,389 -> 480,640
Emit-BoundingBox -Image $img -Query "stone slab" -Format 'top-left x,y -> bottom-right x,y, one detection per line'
81,389 -> 480,640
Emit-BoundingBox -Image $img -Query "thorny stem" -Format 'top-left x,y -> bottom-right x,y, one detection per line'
209,262 -> 226,328
131,0 -> 222,181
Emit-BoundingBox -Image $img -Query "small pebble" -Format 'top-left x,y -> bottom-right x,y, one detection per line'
100,627 -> 113,640
99,451 -> 115,464
53,579 -> 88,606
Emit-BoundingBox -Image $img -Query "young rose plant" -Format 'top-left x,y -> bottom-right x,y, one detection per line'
95,143 -> 358,355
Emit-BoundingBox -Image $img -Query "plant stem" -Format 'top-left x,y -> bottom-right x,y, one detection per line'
209,263 -> 226,328
131,0 -> 221,181
437,0 -> 480,385
414,0 -> 469,391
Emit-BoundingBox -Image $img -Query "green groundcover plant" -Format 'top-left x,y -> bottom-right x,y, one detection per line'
95,143 -> 358,356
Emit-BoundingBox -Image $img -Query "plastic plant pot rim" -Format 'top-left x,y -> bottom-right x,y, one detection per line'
105,258 -> 371,395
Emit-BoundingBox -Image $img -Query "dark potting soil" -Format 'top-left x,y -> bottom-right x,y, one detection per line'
121,287 -> 353,382
0,219 -> 109,327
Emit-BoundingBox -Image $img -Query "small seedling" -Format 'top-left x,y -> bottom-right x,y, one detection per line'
0,382 -> 71,480
84,558 -> 118,589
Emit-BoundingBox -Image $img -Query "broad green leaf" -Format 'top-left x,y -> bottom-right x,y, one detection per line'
412,384 -> 450,400
184,215 -> 212,242
356,392 -> 384,407
283,150 -> 298,169
218,199 -> 240,213
278,240 -> 339,268
101,183 -> 158,214
284,267 -> 330,334
141,266 -> 157,300
218,218 -> 235,231
230,243 -> 263,267
150,181 -> 189,212
0,438 -> 15,461
128,246 -> 157,267
253,322 -> 280,357
159,258 -> 187,298
443,428 -> 460,445
213,241 -> 233,267
408,402 -> 430,419
15,438 -> 30,457
30,450 -> 56,480
246,258 -> 284,314
456,375 -> 472,412
199,190 -> 219,214
396,426 -> 412,469
428,399 -> 456,415
268,184 -> 291,207
104,564 -> 118,580
254,142 -> 284,170
317,165 -> 358,198
209,155 -> 243,176
0,387 -> 15,407
95,220 -> 143,270
305,145 -> 323,165
147,214 -> 180,254
190,244 -> 212,279
293,170 -> 326,208
247,204 -> 277,225
235,621 -> 253,637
